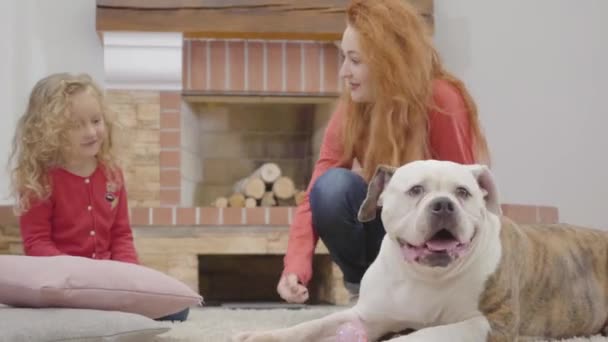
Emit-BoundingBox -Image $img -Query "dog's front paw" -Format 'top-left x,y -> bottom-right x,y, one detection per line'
231,331 -> 279,342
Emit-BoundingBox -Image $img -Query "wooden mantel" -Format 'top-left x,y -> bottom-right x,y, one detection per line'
96,0 -> 434,41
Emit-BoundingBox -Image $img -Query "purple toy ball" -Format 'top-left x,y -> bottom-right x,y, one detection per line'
336,319 -> 368,342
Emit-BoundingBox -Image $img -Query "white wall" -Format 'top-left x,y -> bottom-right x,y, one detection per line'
0,0 -> 103,204
2,0 -> 606,229
434,0 -> 608,229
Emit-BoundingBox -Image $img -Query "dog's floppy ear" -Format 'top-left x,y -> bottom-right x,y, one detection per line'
467,164 -> 502,216
357,164 -> 396,222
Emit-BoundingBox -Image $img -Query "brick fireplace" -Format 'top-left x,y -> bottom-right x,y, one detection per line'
181,39 -> 342,204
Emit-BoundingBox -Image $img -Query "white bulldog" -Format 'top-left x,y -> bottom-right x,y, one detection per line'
233,160 -> 608,341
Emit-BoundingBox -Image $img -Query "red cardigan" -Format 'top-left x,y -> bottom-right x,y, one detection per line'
19,166 -> 139,264
284,79 -> 476,285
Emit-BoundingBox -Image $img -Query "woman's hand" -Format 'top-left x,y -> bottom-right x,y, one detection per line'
277,273 -> 309,303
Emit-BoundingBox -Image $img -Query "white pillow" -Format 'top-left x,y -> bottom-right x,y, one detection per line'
0,306 -> 171,342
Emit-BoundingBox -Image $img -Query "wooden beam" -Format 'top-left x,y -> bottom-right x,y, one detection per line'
97,0 -> 348,41
96,0 -> 433,40
97,0 -> 347,10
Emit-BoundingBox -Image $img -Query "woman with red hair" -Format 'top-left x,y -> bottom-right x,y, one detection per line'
278,0 -> 491,304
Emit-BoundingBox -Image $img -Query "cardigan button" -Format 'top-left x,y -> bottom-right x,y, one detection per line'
90,230 -> 95,236
84,178 -> 90,184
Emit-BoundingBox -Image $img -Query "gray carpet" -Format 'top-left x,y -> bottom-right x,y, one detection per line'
154,306 -> 341,342
154,306 -> 608,342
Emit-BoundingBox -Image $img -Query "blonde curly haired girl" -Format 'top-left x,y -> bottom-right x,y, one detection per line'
9,72 -> 137,264
10,73 -> 122,212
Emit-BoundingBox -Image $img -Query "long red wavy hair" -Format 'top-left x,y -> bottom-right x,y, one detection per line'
341,0 -> 490,181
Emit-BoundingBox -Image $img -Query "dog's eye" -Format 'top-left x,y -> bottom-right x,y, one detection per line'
455,187 -> 471,199
407,185 -> 424,196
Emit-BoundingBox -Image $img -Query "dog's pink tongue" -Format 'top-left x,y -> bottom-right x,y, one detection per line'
425,239 -> 459,251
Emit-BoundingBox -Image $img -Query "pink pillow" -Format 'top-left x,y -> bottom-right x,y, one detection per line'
0,255 -> 203,319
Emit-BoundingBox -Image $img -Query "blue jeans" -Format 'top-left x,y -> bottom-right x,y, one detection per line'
156,307 -> 190,322
310,168 -> 385,285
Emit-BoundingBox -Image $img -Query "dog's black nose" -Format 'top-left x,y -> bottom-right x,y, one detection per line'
430,197 -> 454,215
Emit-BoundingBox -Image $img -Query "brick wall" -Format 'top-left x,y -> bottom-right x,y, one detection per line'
183,39 -> 341,94
158,92 -> 183,206
105,90 -> 185,208
106,90 -> 161,208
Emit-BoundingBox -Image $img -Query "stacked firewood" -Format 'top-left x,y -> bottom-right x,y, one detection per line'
212,163 -> 306,208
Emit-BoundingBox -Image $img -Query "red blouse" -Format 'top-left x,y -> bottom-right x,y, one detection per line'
19,166 -> 139,264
